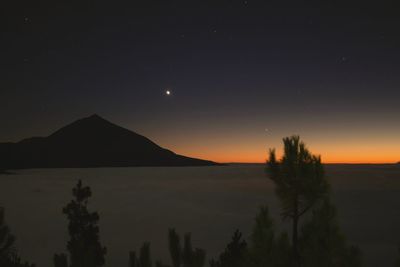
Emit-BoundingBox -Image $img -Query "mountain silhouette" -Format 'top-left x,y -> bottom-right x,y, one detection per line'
0,114 -> 219,169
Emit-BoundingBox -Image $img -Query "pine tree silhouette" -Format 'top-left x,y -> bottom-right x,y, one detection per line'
248,206 -> 290,267
54,253 -> 68,267
169,229 -> 181,267
0,208 -> 35,267
60,180 -> 106,267
129,251 -> 138,267
298,199 -> 361,267
267,136 -> 329,266
129,242 -> 154,267
209,230 -> 247,267
155,260 -> 170,267
0,207 -> 16,264
139,243 -> 152,267
165,229 -> 206,267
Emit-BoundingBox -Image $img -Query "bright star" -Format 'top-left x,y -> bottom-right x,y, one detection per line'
166,90 -> 171,95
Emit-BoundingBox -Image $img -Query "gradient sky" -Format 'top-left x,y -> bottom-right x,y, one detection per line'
2,1 -> 399,163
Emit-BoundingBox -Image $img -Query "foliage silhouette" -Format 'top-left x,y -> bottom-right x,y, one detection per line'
298,199 -> 361,267
248,206 -> 291,267
5,252 -> 36,267
129,229 -> 206,267
129,251 -> 137,267
53,253 -> 68,267
267,136 -> 329,265
129,242 -> 154,267
0,208 -> 35,267
209,230 -> 247,267
163,229 -> 206,267
57,180 -> 106,267
139,243 -> 152,267
169,229 -> 181,267
0,207 -> 16,263
155,260 -> 170,267
182,232 -> 206,267
181,233 -> 206,267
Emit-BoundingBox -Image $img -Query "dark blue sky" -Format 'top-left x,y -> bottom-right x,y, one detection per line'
2,0 -> 399,162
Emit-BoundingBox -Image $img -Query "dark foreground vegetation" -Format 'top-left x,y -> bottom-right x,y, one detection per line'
1,136 -> 399,267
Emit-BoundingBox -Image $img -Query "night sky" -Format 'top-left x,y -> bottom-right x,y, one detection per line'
2,1 -> 399,163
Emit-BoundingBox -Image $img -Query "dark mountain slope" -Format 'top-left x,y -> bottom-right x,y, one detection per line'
0,115 -> 218,169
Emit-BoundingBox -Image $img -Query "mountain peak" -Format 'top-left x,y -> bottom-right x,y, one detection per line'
48,114 -> 115,139
88,114 -> 104,120
0,115 -> 219,168
82,114 -> 109,123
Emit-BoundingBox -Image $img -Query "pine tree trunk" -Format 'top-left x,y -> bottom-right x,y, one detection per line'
292,198 -> 300,267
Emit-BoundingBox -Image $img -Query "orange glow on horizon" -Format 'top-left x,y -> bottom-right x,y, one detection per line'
188,153 -> 398,164
151,127 -> 400,165
194,154 -> 398,164
168,143 -> 400,164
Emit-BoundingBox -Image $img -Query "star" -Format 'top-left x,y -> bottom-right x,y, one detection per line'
165,90 -> 171,96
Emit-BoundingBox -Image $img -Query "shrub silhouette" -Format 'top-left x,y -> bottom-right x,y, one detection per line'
169,229 -> 181,267
139,243 -> 152,267
182,232 -> 206,267
54,253 -> 68,267
129,251 -> 137,267
5,252 -> 36,267
267,136 -> 329,265
155,260 -> 170,267
0,207 -> 16,264
166,229 -> 205,267
130,243 -> 155,267
0,208 -> 35,267
248,206 -> 290,267
298,199 -> 361,267
131,229 -> 206,267
56,180 -> 106,267
130,242 -> 157,267
209,230 -> 247,267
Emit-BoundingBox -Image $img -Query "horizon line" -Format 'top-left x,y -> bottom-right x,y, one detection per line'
222,161 -> 399,165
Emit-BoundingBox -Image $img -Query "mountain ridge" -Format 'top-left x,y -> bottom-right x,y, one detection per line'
0,114 -> 219,169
